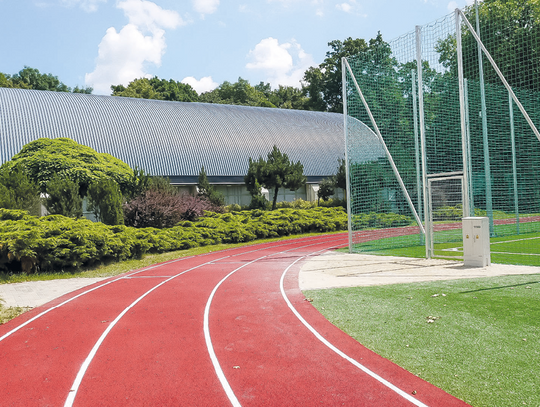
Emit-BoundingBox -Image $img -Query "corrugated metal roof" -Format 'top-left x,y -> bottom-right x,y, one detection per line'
0,88 -> 345,180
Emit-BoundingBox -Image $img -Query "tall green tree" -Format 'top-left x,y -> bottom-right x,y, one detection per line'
199,78 -> 275,107
245,146 -> 306,210
87,178 -> 124,225
302,36 -> 392,112
44,174 -> 83,218
111,77 -> 198,101
0,167 -> 41,215
437,0 -> 540,91
0,67 -> 92,93
197,166 -> 225,207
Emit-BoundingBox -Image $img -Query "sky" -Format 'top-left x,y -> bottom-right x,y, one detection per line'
1,0 -> 474,95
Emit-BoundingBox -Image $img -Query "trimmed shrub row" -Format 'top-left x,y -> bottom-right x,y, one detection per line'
352,212 -> 412,229
0,207 -> 348,273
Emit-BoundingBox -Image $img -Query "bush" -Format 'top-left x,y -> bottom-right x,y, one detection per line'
0,207 -> 349,274
44,174 -> 83,218
123,189 -> 216,228
318,177 -> 335,201
87,178 -> 124,225
197,166 -> 225,207
0,167 -> 41,215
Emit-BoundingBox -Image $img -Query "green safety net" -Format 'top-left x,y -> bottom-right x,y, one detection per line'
344,3 -> 540,264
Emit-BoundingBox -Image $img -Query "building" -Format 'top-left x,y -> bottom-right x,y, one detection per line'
0,88 -> 345,205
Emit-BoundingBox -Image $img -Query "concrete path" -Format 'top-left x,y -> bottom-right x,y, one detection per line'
0,278 -> 107,308
299,252 -> 540,290
2,253 -> 540,308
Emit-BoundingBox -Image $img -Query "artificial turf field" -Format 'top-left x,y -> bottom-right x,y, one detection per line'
354,227 -> 540,267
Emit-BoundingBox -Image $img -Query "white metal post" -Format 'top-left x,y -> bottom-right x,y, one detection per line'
508,93 -> 520,234
342,57 -> 354,253
411,70 -> 424,244
456,9 -> 471,221
475,0 -> 494,236
416,25 -> 430,258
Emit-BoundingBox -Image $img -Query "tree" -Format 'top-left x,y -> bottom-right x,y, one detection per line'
199,78 -> 275,107
335,158 -> 347,190
111,76 -> 199,102
437,0 -> 540,91
1,138 -> 134,196
303,36 -> 382,112
111,78 -> 162,100
255,82 -> 309,110
87,178 -> 124,225
8,66 -> 66,92
317,177 -> 335,202
44,174 -> 83,218
197,166 -> 225,207
245,146 -> 306,210
0,167 -> 41,215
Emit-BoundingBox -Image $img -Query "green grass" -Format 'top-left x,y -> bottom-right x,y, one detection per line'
305,274 -> 540,407
0,303 -> 32,325
352,228 -> 540,266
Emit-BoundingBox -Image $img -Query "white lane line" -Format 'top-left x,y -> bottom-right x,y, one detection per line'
204,239 -> 347,407
280,255 -> 429,407
0,256 -> 197,343
64,255 -> 234,407
64,237 -> 342,407
1,234 -> 343,343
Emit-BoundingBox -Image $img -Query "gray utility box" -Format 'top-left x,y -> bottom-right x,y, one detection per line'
462,217 -> 491,267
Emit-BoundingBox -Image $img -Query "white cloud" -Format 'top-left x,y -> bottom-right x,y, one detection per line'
85,0 -> 183,94
192,0 -> 219,15
181,76 -> 219,94
246,37 -> 314,88
336,3 -> 352,13
118,0 -> 183,30
61,0 -> 107,12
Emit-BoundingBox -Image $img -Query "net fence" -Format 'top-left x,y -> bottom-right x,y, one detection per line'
344,2 -> 540,265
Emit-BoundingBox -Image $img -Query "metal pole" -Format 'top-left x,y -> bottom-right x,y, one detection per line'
464,79 -> 474,214
343,58 -> 426,236
456,10 -> 471,219
456,10 -> 471,218
475,0 -> 494,236
416,25 -> 430,258
342,57 -> 354,253
509,92 -> 520,234
411,70 -> 424,244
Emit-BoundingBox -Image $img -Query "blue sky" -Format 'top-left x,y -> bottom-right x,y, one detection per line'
1,0 -> 473,95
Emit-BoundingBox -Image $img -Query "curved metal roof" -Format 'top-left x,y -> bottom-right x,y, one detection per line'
0,88 -> 345,183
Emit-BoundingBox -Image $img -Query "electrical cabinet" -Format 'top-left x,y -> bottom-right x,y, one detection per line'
462,217 -> 491,267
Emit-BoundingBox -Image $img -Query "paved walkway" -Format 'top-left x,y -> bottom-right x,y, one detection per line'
0,278 -> 107,308
2,253 -> 539,309
299,252 -> 540,290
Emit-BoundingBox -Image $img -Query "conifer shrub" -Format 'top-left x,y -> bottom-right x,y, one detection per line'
44,174 -> 83,218
87,178 -> 124,225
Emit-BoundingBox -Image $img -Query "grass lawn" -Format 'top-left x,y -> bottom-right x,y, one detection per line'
305,274 -> 540,407
353,228 -> 540,267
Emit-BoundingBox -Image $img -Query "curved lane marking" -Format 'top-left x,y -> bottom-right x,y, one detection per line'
204,238 -> 346,407
279,254 -> 429,407
65,235 -> 345,407
0,235 -> 340,344
0,258 -> 189,343
63,255 -> 233,407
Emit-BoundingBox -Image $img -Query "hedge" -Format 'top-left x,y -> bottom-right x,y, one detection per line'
0,208 -> 414,274
0,207 -> 348,273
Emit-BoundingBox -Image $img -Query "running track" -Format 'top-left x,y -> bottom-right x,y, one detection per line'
0,234 -> 470,406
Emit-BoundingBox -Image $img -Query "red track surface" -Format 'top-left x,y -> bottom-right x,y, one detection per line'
0,234 -> 470,406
